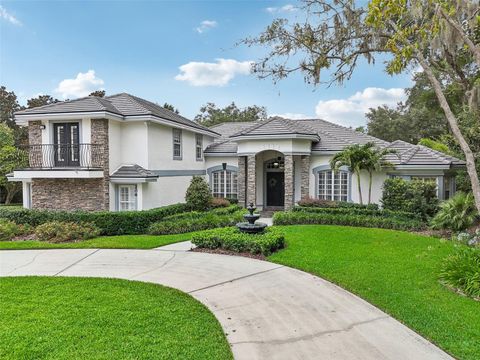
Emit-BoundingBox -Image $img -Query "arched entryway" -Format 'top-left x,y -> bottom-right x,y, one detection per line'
264,156 -> 285,208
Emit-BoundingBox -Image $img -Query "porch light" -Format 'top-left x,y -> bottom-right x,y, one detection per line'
273,162 -> 279,168
40,125 -> 46,130
222,162 -> 227,171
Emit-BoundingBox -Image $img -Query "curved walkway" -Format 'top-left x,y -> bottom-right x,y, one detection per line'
0,245 -> 452,360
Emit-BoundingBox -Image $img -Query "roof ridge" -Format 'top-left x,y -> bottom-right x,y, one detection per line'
235,117 -> 276,136
209,121 -> 259,129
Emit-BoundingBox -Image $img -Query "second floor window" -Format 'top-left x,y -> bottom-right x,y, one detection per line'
173,128 -> 182,160
196,134 -> 203,160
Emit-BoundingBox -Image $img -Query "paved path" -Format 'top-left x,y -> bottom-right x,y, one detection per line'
0,246 -> 451,360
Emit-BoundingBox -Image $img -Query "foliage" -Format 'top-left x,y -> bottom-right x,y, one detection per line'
293,206 -> 421,222
163,102 -> 179,114
0,219 -> 30,241
191,227 -> 285,255
148,209 -> 244,235
273,210 -> 425,231
88,90 -> 106,97
268,225 -> 480,359
455,229 -> 480,248
185,176 -> 212,211
297,197 -> 379,210
0,203 -> 189,236
418,138 -> 452,155
381,178 -> 439,220
210,197 -> 231,208
0,277 -> 232,359
431,192 -> 478,232
35,221 -> 100,243
194,102 -> 267,127
439,247 -> 480,299
0,86 -> 21,129
27,94 -> 60,108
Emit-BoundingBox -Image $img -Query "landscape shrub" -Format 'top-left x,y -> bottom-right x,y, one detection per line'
148,210 -> 244,235
439,247 -> 480,298
297,197 -> 379,210
210,197 -> 231,208
161,205 -> 240,221
381,178 -> 439,220
273,211 -> 425,231
430,192 -> 478,232
35,221 -> 100,243
191,227 -> 285,255
455,229 -> 480,247
185,176 -> 212,211
293,206 -> 420,221
0,219 -> 30,241
0,203 -> 189,236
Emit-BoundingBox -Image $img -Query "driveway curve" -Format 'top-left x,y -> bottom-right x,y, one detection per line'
0,246 -> 452,360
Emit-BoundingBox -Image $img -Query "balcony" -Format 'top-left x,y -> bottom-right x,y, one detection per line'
10,144 -> 106,180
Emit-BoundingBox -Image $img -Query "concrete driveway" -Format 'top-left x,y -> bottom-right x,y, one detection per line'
0,246 -> 452,360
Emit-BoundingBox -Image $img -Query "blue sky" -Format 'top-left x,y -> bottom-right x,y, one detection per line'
1,0 -> 413,127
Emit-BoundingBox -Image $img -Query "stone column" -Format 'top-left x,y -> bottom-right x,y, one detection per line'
237,156 -> 246,207
91,119 -> 110,210
284,154 -> 294,210
246,155 -> 256,206
300,155 -> 310,200
28,121 -> 42,167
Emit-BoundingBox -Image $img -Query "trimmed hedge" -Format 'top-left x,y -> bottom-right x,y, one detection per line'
148,209 -> 244,235
162,205 -> 240,222
273,211 -> 425,231
297,197 -> 379,210
0,203 -> 189,236
191,227 -> 285,255
293,206 -> 421,222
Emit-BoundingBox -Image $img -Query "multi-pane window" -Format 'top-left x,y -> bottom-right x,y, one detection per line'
212,171 -> 237,199
195,134 -> 203,160
118,185 -> 137,211
173,128 -> 182,159
318,170 -> 349,202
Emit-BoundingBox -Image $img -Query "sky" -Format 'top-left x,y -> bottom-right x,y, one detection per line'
0,0 -> 414,128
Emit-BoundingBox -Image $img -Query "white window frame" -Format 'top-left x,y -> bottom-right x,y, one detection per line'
195,134 -> 203,161
317,170 -> 349,202
211,170 -> 237,199
118,184 -> 137,211
172,128 -> 182,160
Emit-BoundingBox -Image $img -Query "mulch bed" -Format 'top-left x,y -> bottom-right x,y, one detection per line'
191,247 -> 266,260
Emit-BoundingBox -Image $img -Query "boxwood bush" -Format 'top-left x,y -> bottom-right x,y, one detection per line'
298,197 -> 379,210
191,227 -> 285,255
273,211 -> 425,230
0,203 -> 189,236
293,206 -> 421,222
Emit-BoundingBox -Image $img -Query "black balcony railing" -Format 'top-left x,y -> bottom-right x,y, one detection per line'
17,144 -> 105,169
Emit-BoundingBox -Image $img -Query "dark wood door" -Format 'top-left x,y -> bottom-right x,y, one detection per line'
266,172 -> 285,207
53,123 -> 80,167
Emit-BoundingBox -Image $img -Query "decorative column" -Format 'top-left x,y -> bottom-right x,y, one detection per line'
237,156 -> 247,207
91,119 -> 110,210
300,155 -> 310,200
246,155 -> 256,206
284,154 -> 294,210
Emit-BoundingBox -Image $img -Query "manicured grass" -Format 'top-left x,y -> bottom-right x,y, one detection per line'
0,232 -> 194,250
0,277 -> 232,360
268,225 -> 480,360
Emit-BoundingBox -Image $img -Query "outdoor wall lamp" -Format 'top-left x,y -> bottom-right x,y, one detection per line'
222,162 -> 227,171
40,125 -> 46,130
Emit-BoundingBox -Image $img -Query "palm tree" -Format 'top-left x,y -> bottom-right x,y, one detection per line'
330,144 -> 368,205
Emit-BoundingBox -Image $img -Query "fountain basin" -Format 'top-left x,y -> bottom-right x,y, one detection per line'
236,222 -> 267,234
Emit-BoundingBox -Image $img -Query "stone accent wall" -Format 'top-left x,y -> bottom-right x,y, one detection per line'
284,155 -> 294,210
28,121 -> 42,167
246,155 -> 256,206
237,156 -> 246,207
32,178 -> 107,211
300,155 -> 310,200
91,119 -> 110,210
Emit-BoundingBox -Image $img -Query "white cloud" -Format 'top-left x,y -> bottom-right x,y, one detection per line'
0,5 -> 22,26
315,87 -> 406,127
195,20 -> 217,33
270,112 -> 314,120
266,4 -> 298,13
175,58 -> 252,87
54,70 -> 104,99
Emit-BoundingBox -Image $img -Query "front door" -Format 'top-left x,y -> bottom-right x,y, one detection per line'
266,172 -> 285,207
53,123 -> 80,167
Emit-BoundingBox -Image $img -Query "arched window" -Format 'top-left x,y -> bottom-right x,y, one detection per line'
211,170 -> 238,199
317,169 -> 349,202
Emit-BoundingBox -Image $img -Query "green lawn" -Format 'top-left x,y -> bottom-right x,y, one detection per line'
0,277 -> 232,360
0,232 -> 194,250
268,225 -> 480,360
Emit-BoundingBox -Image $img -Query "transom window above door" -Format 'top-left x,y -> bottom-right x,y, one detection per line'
265,157 -> 284,170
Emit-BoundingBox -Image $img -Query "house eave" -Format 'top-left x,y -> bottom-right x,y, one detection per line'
14,111 -> 123,125
230,134 -> 320,141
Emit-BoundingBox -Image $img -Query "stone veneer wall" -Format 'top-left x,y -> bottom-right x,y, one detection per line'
246,155 -> 256,206
28,120 -> 42,166
300,155 -> 310,200
284,155 -> 294,210
237,156 -> 246,207
91,119 -> 110,210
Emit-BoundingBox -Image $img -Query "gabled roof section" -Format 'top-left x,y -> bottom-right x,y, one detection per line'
229,117 -> 320,140
205,122 -> 257,154
110,164 -> 158,179
14,93 -> 219,136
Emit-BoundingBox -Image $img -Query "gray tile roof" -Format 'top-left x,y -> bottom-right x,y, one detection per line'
15,93 -> 218,136
110,164 -> 158,178
205,118 -> 465,168
230,117 -> 319,138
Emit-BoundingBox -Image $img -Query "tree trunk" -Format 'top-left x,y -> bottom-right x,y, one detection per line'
4,189 -> 15,205
368,171 -> 373,205
416,53 -> 480,213
356,171 -> 363,205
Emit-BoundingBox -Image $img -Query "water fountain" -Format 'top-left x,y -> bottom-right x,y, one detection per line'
236,202 -> 267,234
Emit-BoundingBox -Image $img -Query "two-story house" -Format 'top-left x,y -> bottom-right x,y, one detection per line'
9,93 -> 465,212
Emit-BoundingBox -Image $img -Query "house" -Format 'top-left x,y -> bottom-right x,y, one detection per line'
9,93 -> 465,212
